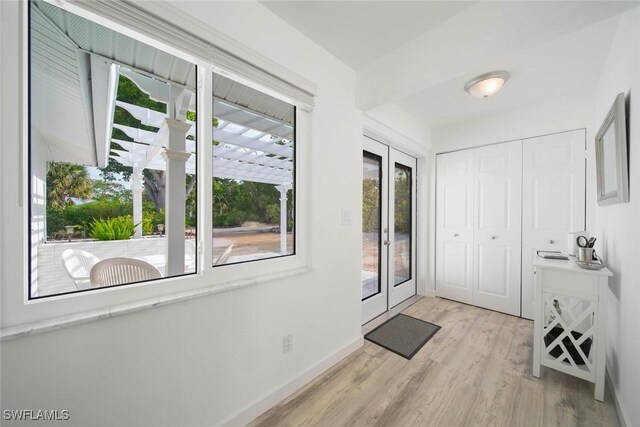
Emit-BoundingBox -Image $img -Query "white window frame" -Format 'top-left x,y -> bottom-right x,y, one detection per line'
0,0 -> 315,338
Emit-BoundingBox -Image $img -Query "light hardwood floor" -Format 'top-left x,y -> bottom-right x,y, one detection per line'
250,297 -> 619,427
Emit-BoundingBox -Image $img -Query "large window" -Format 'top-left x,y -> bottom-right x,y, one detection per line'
27,1 -> 301,301
29,1 -> 197,298
212,74 -> 295,265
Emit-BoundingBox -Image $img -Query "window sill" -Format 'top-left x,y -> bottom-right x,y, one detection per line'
1,265 -> 314,342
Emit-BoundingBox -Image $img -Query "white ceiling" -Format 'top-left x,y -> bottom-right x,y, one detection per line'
396,12 -> 623,128
261,1 -> 639,129
260,1 -> 476,70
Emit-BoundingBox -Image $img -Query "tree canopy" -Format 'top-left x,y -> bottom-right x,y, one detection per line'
46,162 -> 92,210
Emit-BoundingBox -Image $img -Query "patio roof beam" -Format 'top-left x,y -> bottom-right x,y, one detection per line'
213,171 -> 287,186
112,137 -> 196,154
116,100 -> 196,137
120,68 -> 171,107
214,145 -> 293,171
111,123 -> 169,172
112,151 -> 293,185
110,154 -> 197,175
213,168 -> 291,186
89,56 -> 119,168
214,128 -> 293,158
213,157 -> 291,174
214,95 -> 293,127
213,108 -> 293,141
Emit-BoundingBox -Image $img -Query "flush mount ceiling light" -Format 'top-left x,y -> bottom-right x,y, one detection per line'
464,71 -> 510,98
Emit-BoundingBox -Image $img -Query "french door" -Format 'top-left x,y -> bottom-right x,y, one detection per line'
362,136 -> 417,324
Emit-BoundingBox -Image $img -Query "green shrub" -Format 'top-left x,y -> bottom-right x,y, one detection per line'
265,203 -> 280,224
46,200 -> 134,238
89,215 -> 137,240
142,211 -> 155,235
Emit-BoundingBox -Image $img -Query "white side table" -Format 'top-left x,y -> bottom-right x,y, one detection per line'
532,256 -> 612,401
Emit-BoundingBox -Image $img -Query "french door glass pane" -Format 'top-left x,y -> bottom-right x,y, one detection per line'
362,152 -> 382,300
394,163 -> 412,286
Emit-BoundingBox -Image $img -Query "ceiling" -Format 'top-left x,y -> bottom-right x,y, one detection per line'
261,1 -> 639,129
260,1 -> 476,70
395,12 -> 623,128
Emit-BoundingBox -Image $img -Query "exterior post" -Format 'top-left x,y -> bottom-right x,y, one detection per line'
276,184 -> 291,255
132,169 -> 143,238
162,118 -> 192,276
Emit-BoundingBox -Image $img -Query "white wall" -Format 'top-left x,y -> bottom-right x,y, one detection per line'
593,8 -> 640,427
431,93 -> 594,154
365,102 -> 432,149
1,2 -> 366,426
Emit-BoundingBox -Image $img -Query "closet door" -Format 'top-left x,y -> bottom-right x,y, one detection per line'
472,142 -> 522,316
521,130 -> 586,319
435,150 -> 474,305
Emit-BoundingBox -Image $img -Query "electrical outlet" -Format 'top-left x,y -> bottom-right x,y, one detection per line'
283,334 -> 293,353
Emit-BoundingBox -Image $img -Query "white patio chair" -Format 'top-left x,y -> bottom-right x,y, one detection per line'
90,257 -> 162,287
185,239 -> 197,272
61,249 -> 101,290
214,244 -> 234,265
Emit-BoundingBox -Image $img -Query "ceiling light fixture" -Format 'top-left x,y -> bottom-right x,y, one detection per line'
464,71 -> 510,98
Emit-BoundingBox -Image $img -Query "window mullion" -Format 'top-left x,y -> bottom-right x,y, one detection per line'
199,64 -> 214,277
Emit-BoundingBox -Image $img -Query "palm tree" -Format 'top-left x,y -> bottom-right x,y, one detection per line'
46,162 -> 92,210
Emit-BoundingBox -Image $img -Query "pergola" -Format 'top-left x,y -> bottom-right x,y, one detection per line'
107,69 -> 294,274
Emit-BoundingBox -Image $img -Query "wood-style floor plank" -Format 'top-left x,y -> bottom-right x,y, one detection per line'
249,297 -> 619,427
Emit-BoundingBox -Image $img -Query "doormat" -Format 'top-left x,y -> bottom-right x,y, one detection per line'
365,314 -> 441,360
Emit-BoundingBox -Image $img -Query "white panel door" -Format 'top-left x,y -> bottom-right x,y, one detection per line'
436,150 -> 474,305
473,141 -> 522,316
521,130 -> 586,319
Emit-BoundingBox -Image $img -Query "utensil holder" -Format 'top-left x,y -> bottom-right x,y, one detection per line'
578,247 -> 594,262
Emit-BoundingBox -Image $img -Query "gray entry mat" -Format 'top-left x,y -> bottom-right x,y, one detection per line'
365,314 -> 441,359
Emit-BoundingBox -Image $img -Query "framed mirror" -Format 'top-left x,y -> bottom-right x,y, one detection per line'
595,92 -> 629,205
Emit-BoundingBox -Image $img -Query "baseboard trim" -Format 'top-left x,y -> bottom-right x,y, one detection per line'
219,335 -> 364,427
606,371 -> 631,427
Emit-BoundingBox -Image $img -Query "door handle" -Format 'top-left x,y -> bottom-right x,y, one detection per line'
384,240 -> 391,246
549,240 -> 555,244
491,236 -> 497,240
454,233 -> 459,237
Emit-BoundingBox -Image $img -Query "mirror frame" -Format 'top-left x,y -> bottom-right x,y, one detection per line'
595,92 -> 629,205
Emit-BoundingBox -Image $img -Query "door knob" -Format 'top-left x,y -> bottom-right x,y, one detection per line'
384,240 -> 391,246
491,236 -> 497,240
454,233 -> 459,237
549,240 -> 555,244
